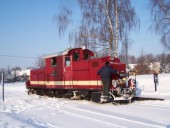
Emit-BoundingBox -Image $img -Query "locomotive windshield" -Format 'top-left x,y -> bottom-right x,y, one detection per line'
73,52 -> 79,61
83,53 -> 89,60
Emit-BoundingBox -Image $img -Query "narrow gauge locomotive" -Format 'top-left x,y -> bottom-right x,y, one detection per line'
26,47 -> 136,103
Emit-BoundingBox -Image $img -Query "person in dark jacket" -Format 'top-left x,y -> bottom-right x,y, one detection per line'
97,61 -> 118,98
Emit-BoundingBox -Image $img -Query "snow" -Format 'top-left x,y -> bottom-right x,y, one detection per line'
135,73 -> 170,99
18,69 -> 30,76
0,74 -> 170,128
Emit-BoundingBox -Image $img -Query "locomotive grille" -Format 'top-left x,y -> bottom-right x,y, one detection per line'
92,61 -> 99,67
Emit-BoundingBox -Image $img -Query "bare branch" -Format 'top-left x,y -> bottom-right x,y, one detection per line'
54,7 -> 72,37
56,0 -> 139,56
149,0 -> 170,50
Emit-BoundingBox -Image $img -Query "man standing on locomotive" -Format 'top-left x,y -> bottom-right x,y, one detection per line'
97,61 -> 118,101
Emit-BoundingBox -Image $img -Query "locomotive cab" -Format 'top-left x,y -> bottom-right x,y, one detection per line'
67,48 -> 94,61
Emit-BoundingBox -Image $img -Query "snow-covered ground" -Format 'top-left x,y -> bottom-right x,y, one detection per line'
135,73 -> 170,99
0,73 -> 170,128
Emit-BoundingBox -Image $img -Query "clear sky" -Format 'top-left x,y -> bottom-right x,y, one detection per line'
0,0 -> 168,69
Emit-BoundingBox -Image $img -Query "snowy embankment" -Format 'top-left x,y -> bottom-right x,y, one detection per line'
135,73 -> 170,99
0,73 -> 170,128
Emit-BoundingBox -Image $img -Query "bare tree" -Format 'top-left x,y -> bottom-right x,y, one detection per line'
56,0 -> 139,58
134,49 -> 150,75
56,7 -> 72,37
69,24 -> 98,52
160,53 -> 167,73
146,53 -> 156,63
149,0 -> 170,50
26,66 -> 34,70
11,66 -> 21,82
7,65 -> 11,75
35,56 -> 45,68
166,54 -> 170,63
120,30 -> 132,64
129,55 -> 137,64
12,67 -> 21,71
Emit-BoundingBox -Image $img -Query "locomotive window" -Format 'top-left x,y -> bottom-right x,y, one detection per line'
65,57 -> 70,66
83,53 -> 89,60
73,52 -> 79,61
51,57 -> 57,66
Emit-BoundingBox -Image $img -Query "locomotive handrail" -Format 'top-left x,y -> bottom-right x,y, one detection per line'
128,70 -> 136,80
128,70 -> 137,86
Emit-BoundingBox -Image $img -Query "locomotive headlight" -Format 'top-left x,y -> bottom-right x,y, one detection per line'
112,80 -> 117,87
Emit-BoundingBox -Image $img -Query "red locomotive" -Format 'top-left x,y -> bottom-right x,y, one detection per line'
26,47 -> 136,103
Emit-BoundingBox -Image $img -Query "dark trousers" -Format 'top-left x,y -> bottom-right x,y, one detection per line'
101,78 -> 110,96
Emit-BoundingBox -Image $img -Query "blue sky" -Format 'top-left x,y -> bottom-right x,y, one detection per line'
0,0 -> 167,69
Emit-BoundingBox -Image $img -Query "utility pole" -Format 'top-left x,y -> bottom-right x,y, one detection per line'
1,72 -> 4,101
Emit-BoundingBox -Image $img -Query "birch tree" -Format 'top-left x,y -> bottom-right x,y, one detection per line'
56,0 -> 139,58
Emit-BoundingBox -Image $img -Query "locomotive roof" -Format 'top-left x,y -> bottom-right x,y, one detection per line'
42,47 -> 94,59
42,49 -> 70,59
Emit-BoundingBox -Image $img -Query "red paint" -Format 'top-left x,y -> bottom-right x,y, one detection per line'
27,47 -> 127,91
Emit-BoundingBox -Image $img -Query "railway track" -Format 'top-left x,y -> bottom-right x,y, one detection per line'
63,104 -> 166,128
1,85 -> 169,128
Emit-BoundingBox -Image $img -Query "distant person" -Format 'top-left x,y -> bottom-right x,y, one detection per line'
97,61 -> 118,99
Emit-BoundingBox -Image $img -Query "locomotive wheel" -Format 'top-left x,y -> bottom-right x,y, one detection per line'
32,89 -> 36,94
46,89 -> 54,97
28,90 -> 31,95
54,90 -> 62,98
45,90 -> 50,96
49,90 -> 55,98
40,89 -> 45,96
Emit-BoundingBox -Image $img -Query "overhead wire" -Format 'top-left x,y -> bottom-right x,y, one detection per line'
0,54 -> 37,59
